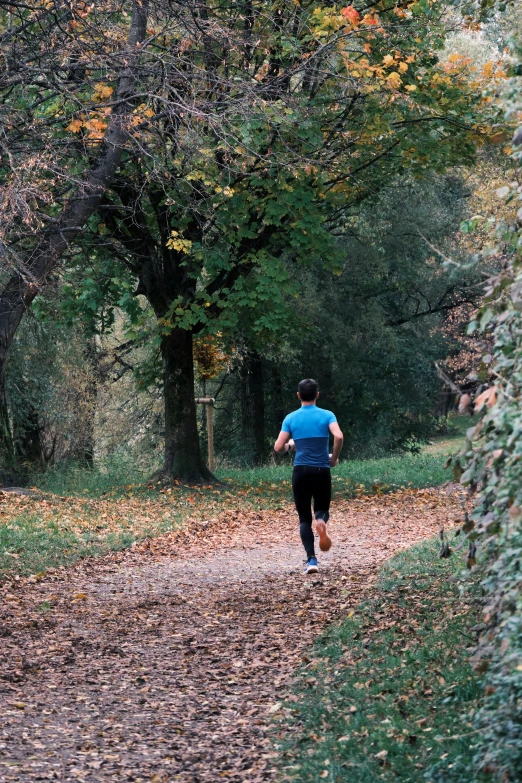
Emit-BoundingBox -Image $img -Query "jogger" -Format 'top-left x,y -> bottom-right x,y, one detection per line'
273,378 -> 343,574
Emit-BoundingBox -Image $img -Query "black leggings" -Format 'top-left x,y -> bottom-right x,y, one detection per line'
292,465 -> 331,559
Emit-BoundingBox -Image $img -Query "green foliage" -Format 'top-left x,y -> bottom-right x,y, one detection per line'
451,4 -> 522,777
81,0 -> 490,342
274,540 -> 485,783
6,316 -> 98,467
457,300 -> 522,777
452,0 -> 517,20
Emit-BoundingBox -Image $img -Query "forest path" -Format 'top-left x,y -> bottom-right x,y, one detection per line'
0,488 -> 461,783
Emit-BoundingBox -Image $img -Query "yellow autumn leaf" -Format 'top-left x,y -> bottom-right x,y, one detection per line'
405,84 -> 417,92
398,62 -> 408,73
85,119 -> 107,132
166,230 -> 192,254
386,72 -> 402,89
383,54 -> 394,67
92,82 -> 114,100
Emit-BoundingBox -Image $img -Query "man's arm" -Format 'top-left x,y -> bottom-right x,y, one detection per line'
274,431 -> 294,454
329,422 -> 344,467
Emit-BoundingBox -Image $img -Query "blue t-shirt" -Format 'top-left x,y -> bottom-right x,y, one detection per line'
282,405 -> 337,468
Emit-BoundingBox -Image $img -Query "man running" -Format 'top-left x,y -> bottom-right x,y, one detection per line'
274,378 -> 344,574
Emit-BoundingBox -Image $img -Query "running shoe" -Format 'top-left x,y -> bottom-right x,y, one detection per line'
315,520 -> 332,552
304,557 -> 318,574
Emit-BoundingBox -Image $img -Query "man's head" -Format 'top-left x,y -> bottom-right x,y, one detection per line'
298,378 -> 319,402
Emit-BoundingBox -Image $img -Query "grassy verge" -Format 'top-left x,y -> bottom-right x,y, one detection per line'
0,513 -> 135,577
274,541 -> 486,783
34,414 -> 469,499
220,452 -> 451,498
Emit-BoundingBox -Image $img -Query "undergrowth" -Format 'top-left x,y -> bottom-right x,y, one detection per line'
274,541 -> 487,783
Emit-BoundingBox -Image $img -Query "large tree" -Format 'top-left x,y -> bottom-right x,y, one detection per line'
84,0 -> 490,481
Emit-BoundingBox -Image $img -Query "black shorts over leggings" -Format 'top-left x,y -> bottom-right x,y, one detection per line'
292,465 -> 331,559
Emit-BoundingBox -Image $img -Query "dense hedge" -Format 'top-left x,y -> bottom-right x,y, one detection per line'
449,2 -> 522,777
461,299 -> 522,778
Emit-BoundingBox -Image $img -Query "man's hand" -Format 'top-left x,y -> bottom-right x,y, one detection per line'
329,422 -> 343,467
285,439 -> 295,453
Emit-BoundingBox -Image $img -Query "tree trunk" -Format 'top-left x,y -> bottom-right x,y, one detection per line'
81,337 -> 99,466
0,0 -> 149,462
251,354 -> 266,463
240,351 -> 266,464
271,363 -> 285,430
0,369 -> 15,475
161,329 -> 213,482
14,402 -> 42,468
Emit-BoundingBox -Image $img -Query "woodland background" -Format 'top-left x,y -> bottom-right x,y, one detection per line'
0,1 -> 515,484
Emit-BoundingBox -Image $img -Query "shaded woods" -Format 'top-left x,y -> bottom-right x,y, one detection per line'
0,0 -> 500,482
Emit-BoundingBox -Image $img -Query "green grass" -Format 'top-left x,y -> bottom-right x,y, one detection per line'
32,452 -> 451,501
274,541 -> 486,783
0,513 -> 134,576
219,414 -> 470,498
423,415 -> 478,457
31,455 -> 148,497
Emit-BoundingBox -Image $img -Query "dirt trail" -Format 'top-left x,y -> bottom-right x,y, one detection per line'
0,489 -> 461,783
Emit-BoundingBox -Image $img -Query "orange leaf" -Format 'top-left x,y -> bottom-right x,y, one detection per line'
491,131 -> 509,144
341,6 -> 360,25
474,386 -> 498,412
67,119 -> 83,133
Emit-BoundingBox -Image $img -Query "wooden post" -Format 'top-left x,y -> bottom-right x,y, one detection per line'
206,402 -> 214,472
195,397 -> 215,472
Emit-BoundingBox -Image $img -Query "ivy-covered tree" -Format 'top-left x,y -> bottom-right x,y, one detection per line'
444,1 -> 522,778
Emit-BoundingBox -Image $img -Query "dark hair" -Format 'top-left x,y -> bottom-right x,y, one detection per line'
298,378 -> 319,402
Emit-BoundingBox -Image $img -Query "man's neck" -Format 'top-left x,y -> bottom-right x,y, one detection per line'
301,401 -> 316,407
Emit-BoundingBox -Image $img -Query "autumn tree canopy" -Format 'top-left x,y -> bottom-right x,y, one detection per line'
0,0 -> 506,479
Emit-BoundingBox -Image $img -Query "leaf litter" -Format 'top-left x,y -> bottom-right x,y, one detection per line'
0,487 -> 464,782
